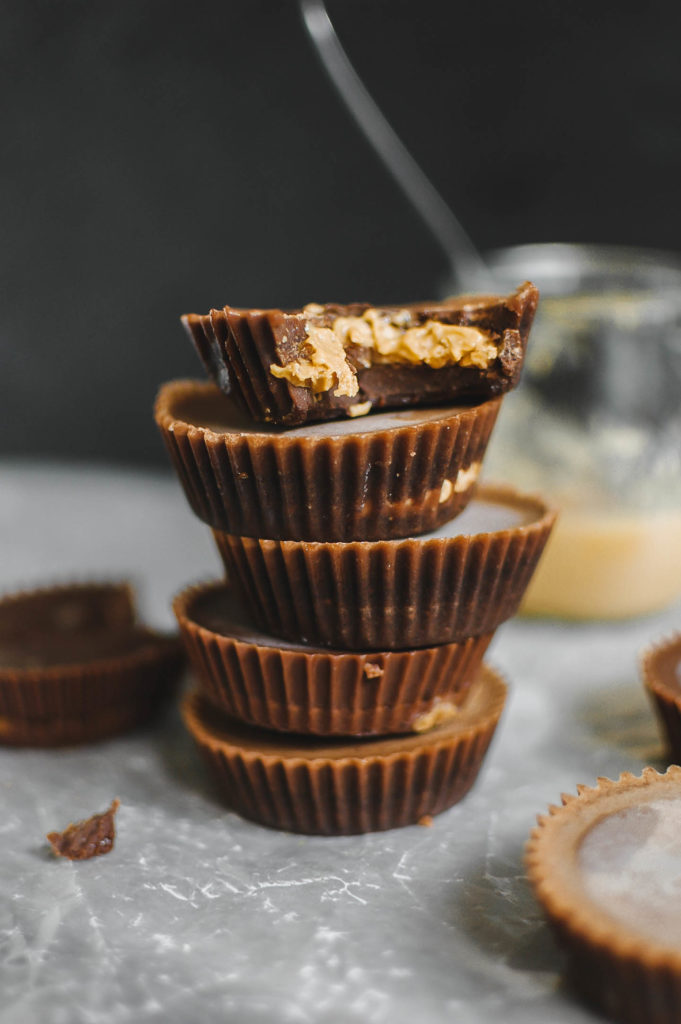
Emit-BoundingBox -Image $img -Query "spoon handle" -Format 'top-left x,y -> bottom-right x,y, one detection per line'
299,0 -> 491,292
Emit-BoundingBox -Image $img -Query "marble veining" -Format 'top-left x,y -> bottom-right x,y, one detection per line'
0,461 -> 677,1024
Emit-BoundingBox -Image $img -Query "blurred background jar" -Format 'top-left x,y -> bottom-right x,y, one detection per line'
480,244 -> 681,619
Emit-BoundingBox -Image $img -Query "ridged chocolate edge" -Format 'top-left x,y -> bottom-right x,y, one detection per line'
174,581 -> 492,735
526,767 -> 681,1024
214,484 -> 556,649
640,633 -> 681,764
0,639 -> 183,727
0,697 -> 168,747
154,380 -> 501,540
558,920 -> 681,1024
182,664 -> 507,834
183,308 -> 293,422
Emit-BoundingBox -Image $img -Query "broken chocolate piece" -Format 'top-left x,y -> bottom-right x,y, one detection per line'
47,799 -> 120,860
182,282 -> 538,425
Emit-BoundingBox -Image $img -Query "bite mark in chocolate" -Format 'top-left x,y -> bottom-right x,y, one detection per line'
270,305 -> 497,399
182,282 -> 539,425
47,799 -> 120,860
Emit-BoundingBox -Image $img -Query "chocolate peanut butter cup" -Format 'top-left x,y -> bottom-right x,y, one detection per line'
213,484 -> 556,651
641,634 -> 681,762
182,662 -> 506,835
182,283 -> 538,426
527,767 -> 681,1024
155,379 -> 501,541
173,581 -> 493,736
0,582 -> 184,746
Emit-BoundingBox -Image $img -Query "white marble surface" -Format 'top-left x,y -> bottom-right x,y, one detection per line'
1,460 -> 678,1024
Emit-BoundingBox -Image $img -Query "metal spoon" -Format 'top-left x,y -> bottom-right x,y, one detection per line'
299,0 -> 491,292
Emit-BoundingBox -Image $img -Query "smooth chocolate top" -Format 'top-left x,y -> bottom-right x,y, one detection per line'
158,379 -> 484,439
580,794 -> 681,946
528,767 -> 681,961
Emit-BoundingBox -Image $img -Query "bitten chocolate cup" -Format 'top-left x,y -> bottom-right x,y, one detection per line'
214,484 -> 556,651
526,767 -> 681,1024
181,283 -> 538,427
0,582 -> 184,746
154,379 -> 501,541
182,663 -> 506,835
173,580 -> 493,736
641,634 -> 681,762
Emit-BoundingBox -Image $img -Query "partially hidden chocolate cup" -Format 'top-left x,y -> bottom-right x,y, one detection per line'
641,634 -> 681,762
181,283 -> 538,426
214,483 -> 556,650
526,767 -> 681,1024
155,379 -> 501,541
0,582 -> 184,746
182,662 -> 506,835
173,580 -> 493,736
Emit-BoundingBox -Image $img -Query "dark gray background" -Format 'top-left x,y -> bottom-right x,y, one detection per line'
3,0 -> 680,465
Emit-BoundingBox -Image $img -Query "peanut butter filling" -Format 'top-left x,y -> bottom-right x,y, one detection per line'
270,306 -> 498,398
412,699 -> 460,733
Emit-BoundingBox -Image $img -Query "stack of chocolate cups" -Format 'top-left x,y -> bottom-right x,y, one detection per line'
156,285 -> 555,834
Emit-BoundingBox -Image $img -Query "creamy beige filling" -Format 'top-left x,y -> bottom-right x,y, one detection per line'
412,700 -> 460,733
269,307 -> 497,398
454,461 -> 481,493
348,400 -> 373,418
439,462 -> 481,504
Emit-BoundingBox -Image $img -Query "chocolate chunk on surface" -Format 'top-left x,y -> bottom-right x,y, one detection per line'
182,282 -> 538,425
47,799 -> 120,860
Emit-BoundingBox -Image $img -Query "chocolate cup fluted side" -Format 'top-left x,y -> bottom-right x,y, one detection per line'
213,485 -> 556,650
155,380 -> 501,541
174,581 -> 493,736
182,664 -> 506,835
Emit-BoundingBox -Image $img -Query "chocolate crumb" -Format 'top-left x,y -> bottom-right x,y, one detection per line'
418,815 -> 434,828
47,799 -> 120,860
364,662 -> 383,679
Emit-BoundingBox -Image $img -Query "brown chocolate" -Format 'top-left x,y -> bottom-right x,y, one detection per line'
527,767 -> 681,1024
640,633 -> 681,762
155,379 -> 501,541
47,799 -> 120,860
182,283 -> 538,426
0,582 -> 184,746
173,581 -> 493,736
213,484 -> 556,650
182,662 -> 507,834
